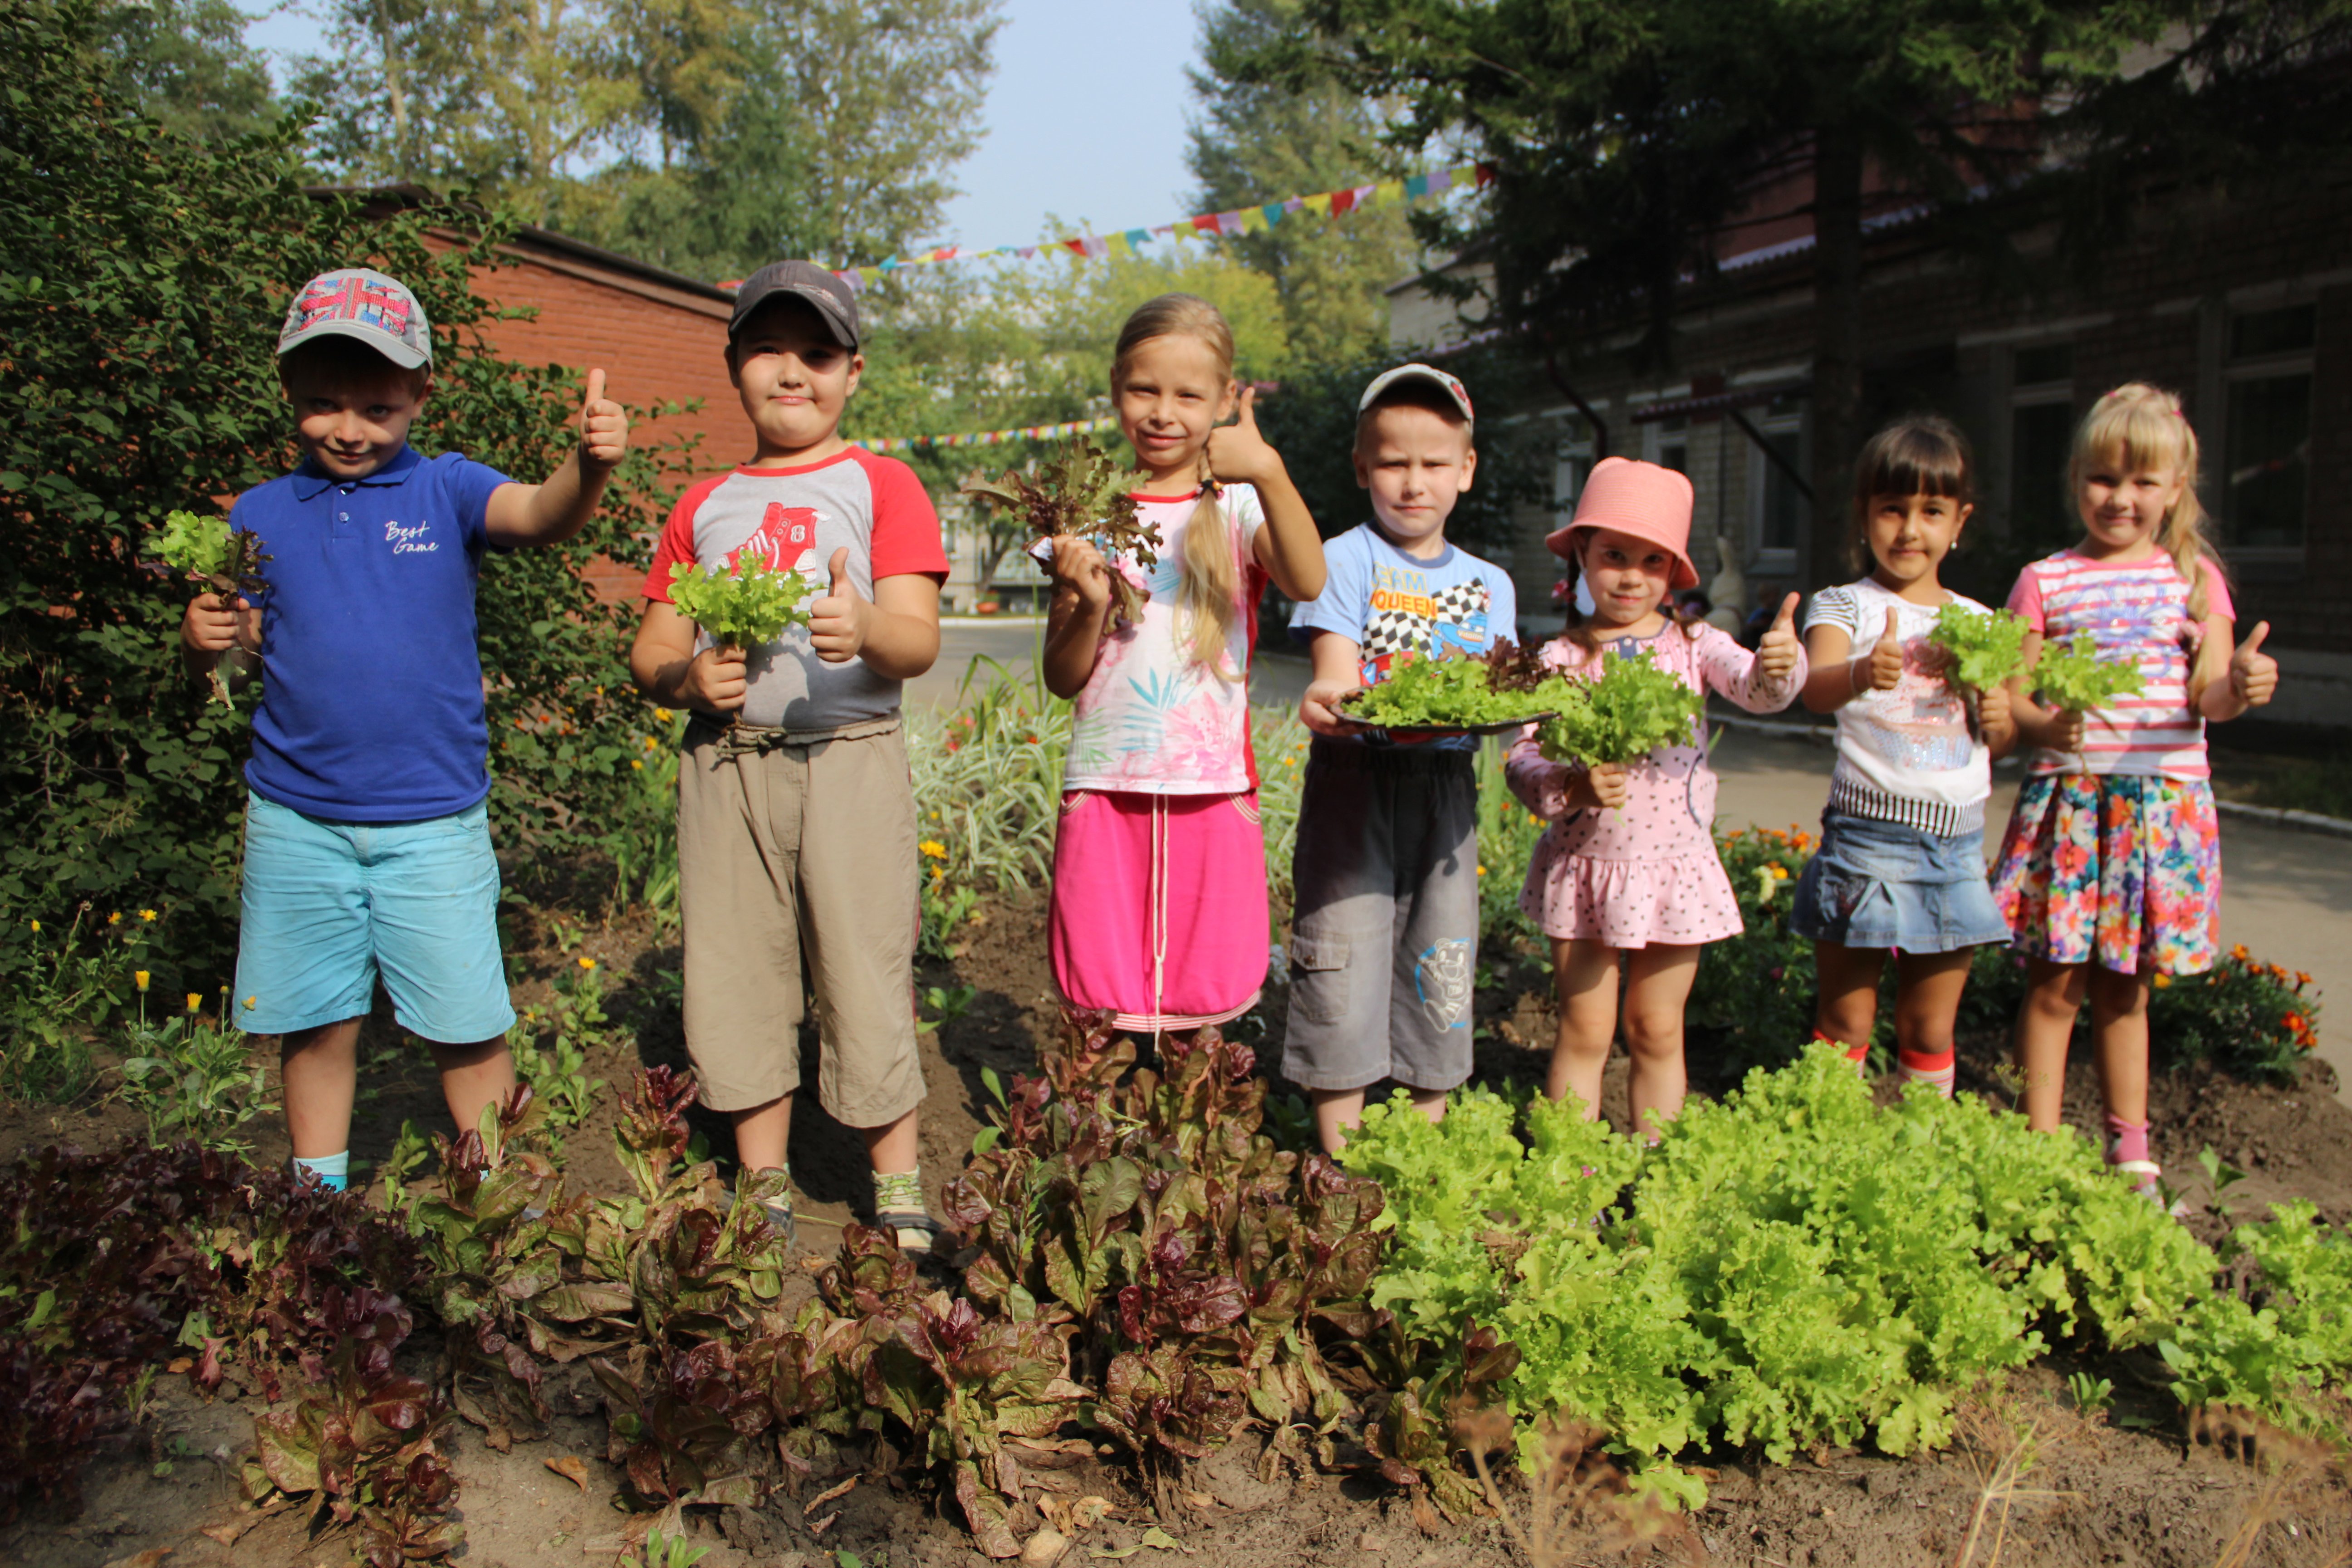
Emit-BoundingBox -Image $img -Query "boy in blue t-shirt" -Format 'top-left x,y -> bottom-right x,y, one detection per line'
177,267 -> 629,1191
1284,364 -> 1517,1154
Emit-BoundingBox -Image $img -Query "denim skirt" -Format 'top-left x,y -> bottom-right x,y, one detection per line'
1788,808 -> 2010,954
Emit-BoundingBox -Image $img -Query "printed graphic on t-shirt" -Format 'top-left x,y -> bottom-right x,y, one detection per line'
729,503 -> 819,574
1360,565 -> 1496,681
384,519 -> 438,555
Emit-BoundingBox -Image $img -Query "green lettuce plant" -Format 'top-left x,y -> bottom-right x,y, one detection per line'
1928,603 -> 2029,691
1534,648 -> 1704,766
2031,631 -> 2144,713
665,557 -> 818,652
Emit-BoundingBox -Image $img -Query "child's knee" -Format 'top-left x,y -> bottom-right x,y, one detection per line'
1622,1010 -> 1683,1058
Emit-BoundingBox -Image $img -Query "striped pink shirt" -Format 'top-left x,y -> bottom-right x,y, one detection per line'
2007,548 -> 2234,779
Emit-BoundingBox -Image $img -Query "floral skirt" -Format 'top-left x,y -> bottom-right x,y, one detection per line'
1991,774 -> 2220,976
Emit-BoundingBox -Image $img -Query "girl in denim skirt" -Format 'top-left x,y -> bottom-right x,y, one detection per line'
1791,417 -> 2017,1097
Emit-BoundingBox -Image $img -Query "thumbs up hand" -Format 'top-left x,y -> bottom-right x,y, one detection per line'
1756,592 -> 1803,684
1205,383 -> 1282,487
2230,621 -> 2278,707
808,546 -> 871,663
578,369 -> 628,469
1865,606 -> 1906,691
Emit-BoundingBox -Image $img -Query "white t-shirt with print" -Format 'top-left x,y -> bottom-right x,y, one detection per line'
1063,484 -> 1266,795
1805,577 -> 1993,837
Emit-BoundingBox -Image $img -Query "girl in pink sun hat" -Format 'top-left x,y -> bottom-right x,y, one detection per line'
1505,457 -> 1808,1137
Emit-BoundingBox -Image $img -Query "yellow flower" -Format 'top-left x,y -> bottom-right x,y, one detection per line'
1529,816 -> 1541,828
2152,973 -> 2172,990
631,760 -> 644,770
653,706 -> 674,722
919,840 -> 947,860
135,970 -> 151,991
642,735 -> 658,750
29,920 -> 38,933
578,956 -> 597,971
1476,865 -> 1487,876
1771,864 -> 1789,880
186,992 -> 202,1013
139,909 -> 157,921
107,911 -> 121,926
244,995 -> 256,1009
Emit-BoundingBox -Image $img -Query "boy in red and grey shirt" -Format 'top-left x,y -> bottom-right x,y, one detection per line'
630,262 -> 947,1251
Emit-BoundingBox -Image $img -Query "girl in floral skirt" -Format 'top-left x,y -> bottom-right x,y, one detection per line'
1994,383 -> 2279,1198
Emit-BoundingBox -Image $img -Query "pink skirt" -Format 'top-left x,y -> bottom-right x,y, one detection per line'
1049,790 -> 1268,1032
1518,843 -> 1744,950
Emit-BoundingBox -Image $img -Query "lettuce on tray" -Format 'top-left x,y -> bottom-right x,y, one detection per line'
2031,631 -> 2144,713
1338,640 -> 1577,730
667,557 -> 818,651
1535,648 -> 1704,765
1927,603 -> 2029,692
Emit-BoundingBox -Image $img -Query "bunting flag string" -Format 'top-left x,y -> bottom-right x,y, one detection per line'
720,162 -> 1491,292
847,414 -> 1121,456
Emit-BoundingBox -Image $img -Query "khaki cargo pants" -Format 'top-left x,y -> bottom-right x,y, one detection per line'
676,716 -> 925,1125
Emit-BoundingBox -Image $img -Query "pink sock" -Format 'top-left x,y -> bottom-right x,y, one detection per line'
1898,1048 -> 1956,1099
2104,1114 -> 2151,1167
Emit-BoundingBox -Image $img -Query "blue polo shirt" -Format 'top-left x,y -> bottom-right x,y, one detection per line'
230,444 -> 514,822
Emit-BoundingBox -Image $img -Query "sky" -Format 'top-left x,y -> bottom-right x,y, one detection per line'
232,0 -> 1206,260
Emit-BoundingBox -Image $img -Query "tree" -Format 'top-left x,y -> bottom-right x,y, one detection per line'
1240,0 -> 2352,581
1186,0 -> 1423,370
96,0 -> 278,140
752,0 -> 1003,264
1,0 -> 685,1007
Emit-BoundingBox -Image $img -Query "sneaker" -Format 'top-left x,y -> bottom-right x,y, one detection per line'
872,1170 -> 941,1257
715,1181 -> 797,1248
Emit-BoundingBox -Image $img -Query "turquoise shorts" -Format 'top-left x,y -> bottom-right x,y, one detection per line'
232,794 -> 516,1044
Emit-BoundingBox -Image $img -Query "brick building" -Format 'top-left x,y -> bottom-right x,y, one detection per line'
346,188 -> 742,602
1389,169 -> 2352,728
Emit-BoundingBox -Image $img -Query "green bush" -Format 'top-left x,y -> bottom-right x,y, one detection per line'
1343,1043 -> 2257,1505
0,0 -> 689,1017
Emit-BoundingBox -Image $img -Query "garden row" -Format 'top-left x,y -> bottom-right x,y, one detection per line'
11,1018 -> 2352,1564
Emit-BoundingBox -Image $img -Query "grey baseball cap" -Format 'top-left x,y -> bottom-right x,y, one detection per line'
1358,362 -> 1475,428
279,267 -> 433,368
730,260 -> 861,349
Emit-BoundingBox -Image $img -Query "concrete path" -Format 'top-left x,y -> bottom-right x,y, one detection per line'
920,621 -> 2350,1092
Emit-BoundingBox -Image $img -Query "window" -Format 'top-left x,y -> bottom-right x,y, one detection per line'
2008,342 -> 2075,552
1554,416 -> 1595,522
2223,304 -> 2314,552
1646,414 -> 1689,475
1747,396 -> 1806,564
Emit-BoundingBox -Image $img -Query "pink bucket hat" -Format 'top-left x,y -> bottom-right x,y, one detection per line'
1544,456 -> 1700,591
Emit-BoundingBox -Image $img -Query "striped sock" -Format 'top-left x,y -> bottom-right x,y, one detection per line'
1897,1047 -> 1956,1099
1816,1029 -> 1869,1074
292,1150 -> 349,1192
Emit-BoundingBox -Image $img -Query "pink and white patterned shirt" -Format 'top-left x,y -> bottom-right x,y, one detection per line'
2007,548 -> 2234,780
1062,485 -> 1267,795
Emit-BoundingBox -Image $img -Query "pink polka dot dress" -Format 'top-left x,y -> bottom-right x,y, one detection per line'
1504,623 -> 1806,949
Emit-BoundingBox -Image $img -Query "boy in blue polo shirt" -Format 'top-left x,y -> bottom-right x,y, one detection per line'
179,267 -> 628,1191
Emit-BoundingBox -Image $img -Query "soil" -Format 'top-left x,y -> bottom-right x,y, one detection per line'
8,893 -> 2352,1568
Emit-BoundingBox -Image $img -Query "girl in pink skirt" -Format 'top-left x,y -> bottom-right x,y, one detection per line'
1505,458 -> 1806,1135
1038,294 -> 1328,1033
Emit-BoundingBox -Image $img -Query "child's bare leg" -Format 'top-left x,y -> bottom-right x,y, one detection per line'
1891,951 -> 1972,1059
431,1036 -> 517,1135
1547,938 -> 1620,1117
858,1106 -> 920,1174
2085,965 -> 2153,1127
2013,958 -> 2085,1130
281,1017 -> 363,1159
731,1094 -> 792,1172
1812,940 -> 1885,1059
1311,1088 -> 1366,1155
1621,945 -> 1700,1137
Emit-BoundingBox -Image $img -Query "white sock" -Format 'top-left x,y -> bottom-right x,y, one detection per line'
293,1150 -> 350,1191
